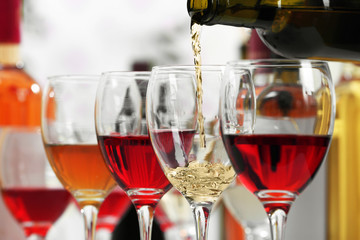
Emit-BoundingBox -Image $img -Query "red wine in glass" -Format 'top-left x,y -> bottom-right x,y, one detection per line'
1,187 -> 72,238
222,134 -> 331,212
97,135 -> 172,208
97,187 -> 132,232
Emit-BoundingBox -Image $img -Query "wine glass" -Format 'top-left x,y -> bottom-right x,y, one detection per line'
220,59 -> 335,240
156,188 -> 196,240
95,71 -> 172,240
222,177 -> 270,240
96,186 -> 132,240
146,65 -> 253,240
0,127 -> 73,240
41,75 -> 116,240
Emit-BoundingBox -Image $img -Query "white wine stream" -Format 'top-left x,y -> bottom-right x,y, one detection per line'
191,20 -> 206,148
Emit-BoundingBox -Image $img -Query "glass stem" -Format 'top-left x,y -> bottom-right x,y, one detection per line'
268,208 -> 287,240
82,205 -> 99,240
191,204 -> 212,240
137,205 -> 155,240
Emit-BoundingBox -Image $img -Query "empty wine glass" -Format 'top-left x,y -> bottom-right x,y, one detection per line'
0,127 -> 73,240
41,75 -> 116,240
95,71 -> 172,240
220,59 -> 335,240
146,65 -> 253,240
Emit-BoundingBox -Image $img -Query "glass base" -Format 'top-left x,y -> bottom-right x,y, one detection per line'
127,188 -> 165,209
256,190 -> 297,214
73,189 -> 108,209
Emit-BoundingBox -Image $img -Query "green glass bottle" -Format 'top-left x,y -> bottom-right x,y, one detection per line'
187,0 -> 360,62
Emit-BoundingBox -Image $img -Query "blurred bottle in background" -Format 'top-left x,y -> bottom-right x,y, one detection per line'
0,0 -> 43,239
0,0 -> 42,127
110,199 -> 165,240
327,62 -> 360,240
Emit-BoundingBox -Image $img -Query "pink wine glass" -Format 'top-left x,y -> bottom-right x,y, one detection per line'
220,59 -> 335,240
95,71 -> 172,240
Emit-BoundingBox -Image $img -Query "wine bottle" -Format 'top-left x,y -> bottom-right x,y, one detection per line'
327,63 -> 360,239
0,0 -> 42,126
0,1 -> 43,239
187,0 -> 360,62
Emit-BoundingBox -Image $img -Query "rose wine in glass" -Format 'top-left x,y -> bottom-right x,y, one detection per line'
220,59 -> 335,240
42,75 -> 116,240
2,188 -> 72,237
44,144 -> 115,208
0,127 -> 72,240
146,66 -> 252,240
222,134 -> 331,203
95,72 -> 172,240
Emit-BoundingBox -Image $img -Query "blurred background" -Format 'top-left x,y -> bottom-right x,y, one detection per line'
20,0 -> 246,85
0,0 -> 346,239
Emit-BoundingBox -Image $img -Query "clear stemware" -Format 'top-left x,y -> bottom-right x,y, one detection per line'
146,65 -> 254,240
95,71 -> 172,240
0,127 -> 73,240
220,59 -> 335,240
41,75 -> 116,240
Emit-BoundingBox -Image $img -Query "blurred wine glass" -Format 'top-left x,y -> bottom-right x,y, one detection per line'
157,188 -> 196,240
41,75 -> 116,240
96,186 -> 132,240
222,177 -> 270,240
0,127 -> 73,240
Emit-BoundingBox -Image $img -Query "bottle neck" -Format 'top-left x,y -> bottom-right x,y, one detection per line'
0,44 -> 21,66
0,0 -> 22,66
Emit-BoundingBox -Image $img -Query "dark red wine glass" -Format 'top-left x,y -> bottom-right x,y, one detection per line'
95,71 -> 172,240
0,127 -> 72,240
220,59 -> 335,240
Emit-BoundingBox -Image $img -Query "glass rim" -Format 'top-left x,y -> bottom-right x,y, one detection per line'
47,74 -> 100,82
227,58 -> 329,68
151,65 -> 226,72
101,71 -> 151,77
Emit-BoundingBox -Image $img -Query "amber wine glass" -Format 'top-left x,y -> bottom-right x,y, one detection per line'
0,127 -> 72,240
41,75 -> 116,240
220,59 -> 335,240
95,71 -> 172,240
146,66 -> 253,240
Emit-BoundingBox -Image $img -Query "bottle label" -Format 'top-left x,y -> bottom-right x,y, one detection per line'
0,0 -> 21,43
